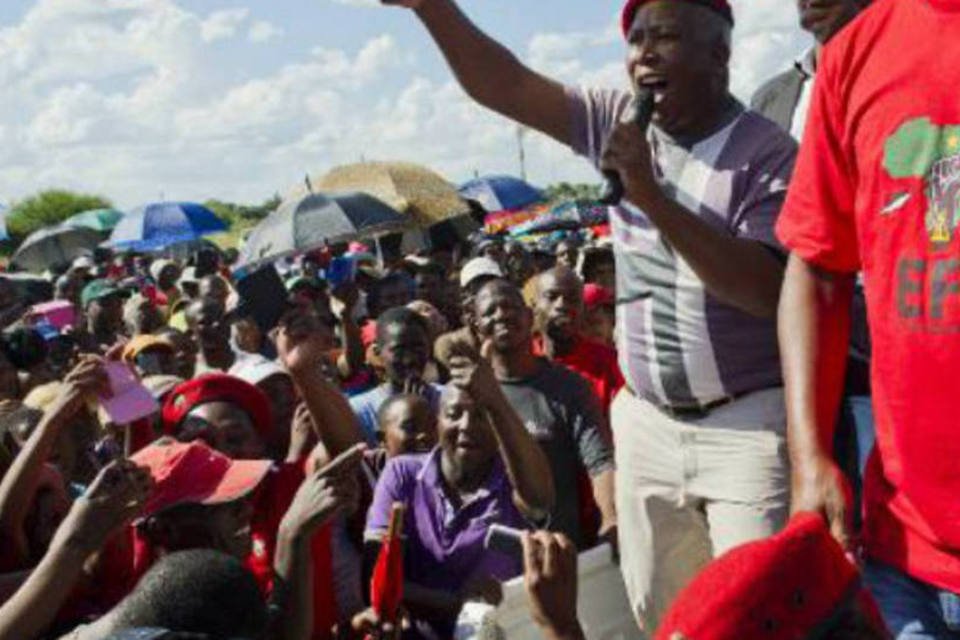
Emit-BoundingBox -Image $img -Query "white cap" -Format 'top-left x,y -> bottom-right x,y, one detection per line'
459,257 -> 503,289
229,355 -> 289,387
178,266 -> 199,286
149,259 -> 178,284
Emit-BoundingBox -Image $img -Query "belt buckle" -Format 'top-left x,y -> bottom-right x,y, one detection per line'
661,403 -> 709,421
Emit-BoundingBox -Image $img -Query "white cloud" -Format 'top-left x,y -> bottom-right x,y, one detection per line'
200,8 -> 249,43
248,20 -> 283,43
0,0 -> 810,209
330,0 -> 379,6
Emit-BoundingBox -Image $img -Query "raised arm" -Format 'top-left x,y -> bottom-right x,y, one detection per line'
276,308 -> 364,457
779,254 -> 855,548
274,445 -> 363,640
384,0 -> 572,145
0,358 -> 106,567
447,342 -> 555,519
0,461 -> 150,640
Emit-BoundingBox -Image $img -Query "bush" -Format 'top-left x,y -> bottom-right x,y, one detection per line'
7,190 -> 112,241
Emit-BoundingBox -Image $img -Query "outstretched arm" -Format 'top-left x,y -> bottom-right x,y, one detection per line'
0,461 -> 150,640
0,357 -> 107,568
276,309 -> 364,458
384,0 -> 572,145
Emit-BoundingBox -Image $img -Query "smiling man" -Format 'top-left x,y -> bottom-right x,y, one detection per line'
381,0 -> 797,630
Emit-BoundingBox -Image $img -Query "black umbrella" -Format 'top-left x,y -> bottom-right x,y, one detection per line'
238,192 -> 406,268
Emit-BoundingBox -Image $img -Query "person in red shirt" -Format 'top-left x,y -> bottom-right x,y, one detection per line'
531,266 -> 624,431
776,0 -> 960,635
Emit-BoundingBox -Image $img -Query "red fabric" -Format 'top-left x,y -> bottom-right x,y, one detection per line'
533,335 -> 624,430
582,284 -> 614,310
370,526 -> 404,623
360,321 -> 378,350
130,439 -> 272,517
162,373 -> 273,440
247,462 -> 339,640
533,335 -> 621,544
621,0 -> 733,36
775,0 -> 960,594
656,513 -> 870,640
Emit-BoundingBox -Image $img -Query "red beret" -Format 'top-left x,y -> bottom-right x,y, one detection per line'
621,0 -> 734,37
655,513 -> 885,640
162,373 -> 273,440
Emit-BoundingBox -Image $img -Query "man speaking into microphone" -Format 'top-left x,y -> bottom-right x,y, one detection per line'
379,0 -> 797,630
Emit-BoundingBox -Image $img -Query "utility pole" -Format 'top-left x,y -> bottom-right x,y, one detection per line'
516,125 -> 527,181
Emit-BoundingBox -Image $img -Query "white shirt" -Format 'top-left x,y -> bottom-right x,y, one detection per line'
790,48 -> 817,141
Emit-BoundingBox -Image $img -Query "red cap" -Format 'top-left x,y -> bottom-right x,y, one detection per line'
655,513 -> 881,640
583,284 -> 615,309
621,0 -> 733,37
162,374 -> 272,439
131,438 -> 271,517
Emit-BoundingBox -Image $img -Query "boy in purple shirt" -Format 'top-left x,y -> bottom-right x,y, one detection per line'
362,341 -> 555,639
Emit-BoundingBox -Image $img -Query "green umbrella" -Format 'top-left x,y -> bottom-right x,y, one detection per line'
64,208 -> 124,232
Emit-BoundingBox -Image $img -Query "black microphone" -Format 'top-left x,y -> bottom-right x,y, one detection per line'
599,88 -> 655,206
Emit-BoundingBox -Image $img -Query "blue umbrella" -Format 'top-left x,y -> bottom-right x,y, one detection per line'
0,204 -> 9,242
458,175 -> 544,212
109,201 -> 228,251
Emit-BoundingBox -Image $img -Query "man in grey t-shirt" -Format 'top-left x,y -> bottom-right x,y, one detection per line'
380,0 -> 794,630
471,279 -> 616,549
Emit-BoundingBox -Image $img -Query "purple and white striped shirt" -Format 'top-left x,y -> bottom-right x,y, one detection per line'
567,86 -> 797,409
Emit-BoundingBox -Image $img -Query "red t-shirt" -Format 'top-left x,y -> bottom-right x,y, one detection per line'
249,462 -> 339,640
533,335 -> 624,436
776,0 -> 960,593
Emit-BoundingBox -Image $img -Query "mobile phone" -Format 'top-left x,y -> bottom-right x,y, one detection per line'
485,524 -> 525,560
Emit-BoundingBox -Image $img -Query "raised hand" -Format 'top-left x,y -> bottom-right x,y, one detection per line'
287,403 -> 317,463
63,356 -> 110,407
791,455 -> 854,552
53,460 -> 152,554
275,307 -> 332,377
522,531 -> 582,639
329,282 -> 359,322
446,339 -> 501,407
280,444 -> 364,538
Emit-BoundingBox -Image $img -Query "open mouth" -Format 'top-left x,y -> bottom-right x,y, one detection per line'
637,75 -> 669,97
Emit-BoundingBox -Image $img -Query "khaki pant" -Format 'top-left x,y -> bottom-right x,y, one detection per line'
612,387 -> 789,634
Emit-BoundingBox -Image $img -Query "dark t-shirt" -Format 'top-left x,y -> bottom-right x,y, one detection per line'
499,359 -> 614,546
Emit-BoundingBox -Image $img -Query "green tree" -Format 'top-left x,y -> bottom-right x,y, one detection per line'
203,194 -> 281,227
543,182 -> 602,204
7,190 -> 112,240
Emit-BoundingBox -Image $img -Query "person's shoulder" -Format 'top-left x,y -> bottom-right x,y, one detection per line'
349,384 -> 386,409
576,336 -> 618,361
750,66 -> 803,111
383,452 -> 431,479
539,358 -> 596,395
818,0 -> 897,80
736,107 -> 798,152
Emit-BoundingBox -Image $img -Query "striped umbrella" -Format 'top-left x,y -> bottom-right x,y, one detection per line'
109,202 -> 227,251
459,175 -> 544,213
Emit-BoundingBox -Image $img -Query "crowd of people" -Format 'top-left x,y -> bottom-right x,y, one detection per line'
0,0 -> 954,638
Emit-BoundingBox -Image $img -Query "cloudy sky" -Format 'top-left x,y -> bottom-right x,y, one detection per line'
0,0 -> 809,208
